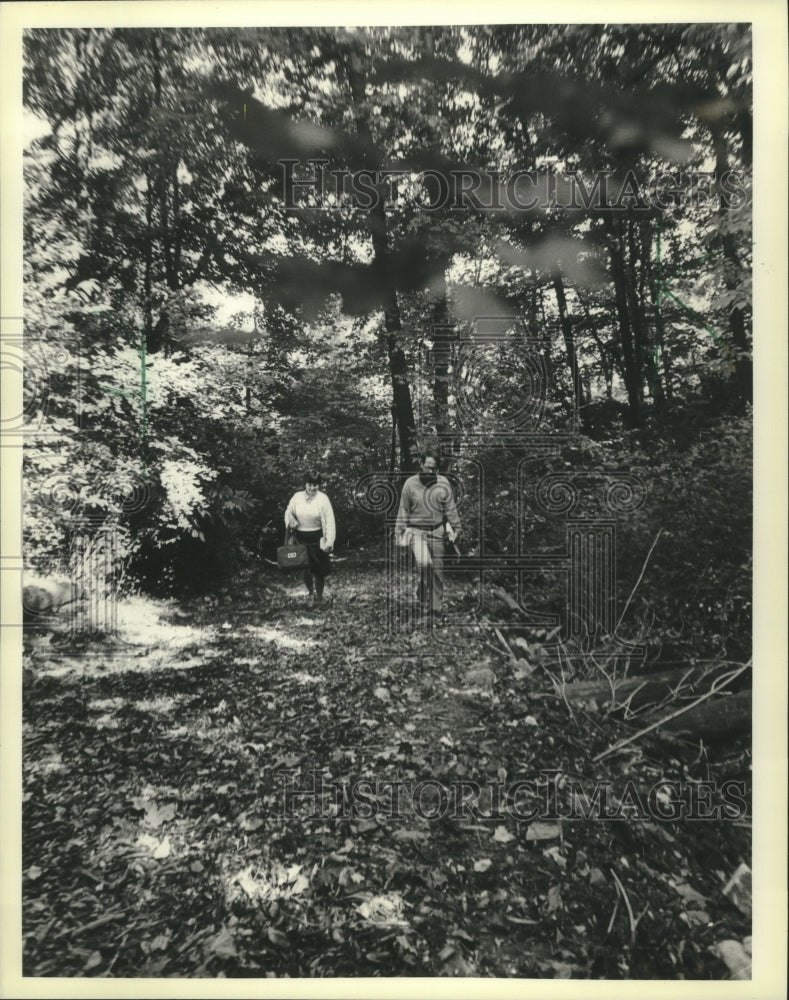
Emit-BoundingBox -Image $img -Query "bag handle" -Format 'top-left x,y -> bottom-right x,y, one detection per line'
284,524 -> 296,546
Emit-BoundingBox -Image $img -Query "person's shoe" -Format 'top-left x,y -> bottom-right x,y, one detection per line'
313,592 -> 323,605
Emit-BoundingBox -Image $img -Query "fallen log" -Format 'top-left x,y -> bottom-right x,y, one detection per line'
563,664 -> 732,712
489,582 -> 751,741
594,663 -> 750,759
646,690 -> 751,740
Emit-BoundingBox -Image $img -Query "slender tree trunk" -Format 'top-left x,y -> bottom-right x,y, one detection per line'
608,306 -> 624,380
383,297 -> 418,472
588,322 -> 613,399
151,36 -> 175,291
173,166 -> 182,276
605,214 -> 641,426
71,33 -> 89,221
346,51 -> 417,472
551,266 -> 584,423
422,27 -> 452,445
529,279 -> 538,335
623,217 -> 646,407
431,271 -> 452,437
644,220 -> 673,403
627,216 -> 665,416
150,35 -> 178,358
539,284 -> 553,385
143,169 -> 154,350
389,405 -> 397,474
245,339 -> 253,414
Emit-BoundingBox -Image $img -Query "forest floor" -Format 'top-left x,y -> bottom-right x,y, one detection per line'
22,555 -> 751,980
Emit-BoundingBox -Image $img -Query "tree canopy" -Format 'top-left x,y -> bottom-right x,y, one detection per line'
23,23 -> 751,586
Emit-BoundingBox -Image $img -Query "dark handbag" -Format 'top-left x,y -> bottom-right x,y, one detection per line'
277,529 -> 308,569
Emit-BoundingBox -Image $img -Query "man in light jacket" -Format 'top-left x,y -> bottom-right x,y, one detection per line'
394,450 -> 460,618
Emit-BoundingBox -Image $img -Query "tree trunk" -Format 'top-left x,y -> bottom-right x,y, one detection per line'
605,214 -> 642,426
563,663 -> 736,709
389,404 -> 397,474
143,169 -> 155,350
652,690 -> 750,740
539,285 -> 553,386
644,220 -> 673,403
151,35 -> 175,291
627,216 -> 664,415
563,665 -> 750,740
588,322 -> 613,399
431,271 -> 452,438
551,266 -> 584,423
421,28 -> 452,447
384,300 -> 418,473
346,50 -> 417,472
150,35 -> 178,358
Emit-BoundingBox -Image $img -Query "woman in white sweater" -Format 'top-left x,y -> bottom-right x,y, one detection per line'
284,471 -> 336,603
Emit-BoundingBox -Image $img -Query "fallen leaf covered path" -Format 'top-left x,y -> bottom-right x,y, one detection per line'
23,556 -> 751,978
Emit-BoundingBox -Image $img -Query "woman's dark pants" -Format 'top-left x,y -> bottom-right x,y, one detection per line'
293,529 -> 331,597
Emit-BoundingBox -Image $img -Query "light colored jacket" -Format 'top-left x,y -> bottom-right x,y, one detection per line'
285,490 -> 336,548
395,474 -> 460,536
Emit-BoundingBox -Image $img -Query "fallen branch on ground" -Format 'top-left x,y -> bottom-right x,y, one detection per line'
564,663 -> 727,713
593,662 -> 750,761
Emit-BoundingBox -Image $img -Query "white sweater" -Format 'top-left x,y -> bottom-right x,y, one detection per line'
284,490 -> 336,547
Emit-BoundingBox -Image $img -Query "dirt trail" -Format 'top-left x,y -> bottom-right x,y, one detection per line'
21,557 -> 750,978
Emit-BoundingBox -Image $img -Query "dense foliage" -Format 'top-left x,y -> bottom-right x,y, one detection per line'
23,23 -> 751,662
20,23 -> 755,983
